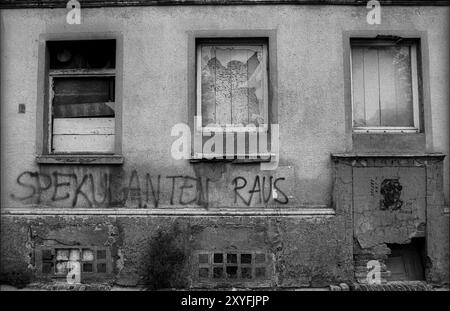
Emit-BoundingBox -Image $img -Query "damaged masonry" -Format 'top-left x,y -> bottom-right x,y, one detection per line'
0,0 -> 449,291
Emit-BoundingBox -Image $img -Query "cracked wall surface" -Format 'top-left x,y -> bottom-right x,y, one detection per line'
0,4 -> 449,288
0,215 -> 353,288
334,155 -> 449,286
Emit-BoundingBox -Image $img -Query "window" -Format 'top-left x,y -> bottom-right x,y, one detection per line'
196,251 -> 269,282
39,246 -> 111,277
47,40 -> 116,153
350,39 -> 421,133
196,39 -> 269,132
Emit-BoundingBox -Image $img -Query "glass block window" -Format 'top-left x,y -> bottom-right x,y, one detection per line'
38,246 -> 110,278
195,251 -> 269,283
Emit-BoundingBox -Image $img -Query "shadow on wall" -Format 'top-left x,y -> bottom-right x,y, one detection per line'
0,268 -> 32,289
143,223 -> 187,290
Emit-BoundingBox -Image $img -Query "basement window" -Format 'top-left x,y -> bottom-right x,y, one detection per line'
38,246 -> 111,278
386,238 -> 426,281
47,40 -> 116,154
196,251 -> 269,282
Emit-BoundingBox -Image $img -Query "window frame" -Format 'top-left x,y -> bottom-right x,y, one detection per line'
350,38 -> 421,134
195,39 -> 270,134
48,69 -> 116,154
188,31 -> 278,162
36,33 -> 123,164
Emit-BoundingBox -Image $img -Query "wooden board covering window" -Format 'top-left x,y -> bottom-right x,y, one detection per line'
50,76 -> 115,153
52,118 -> 115,153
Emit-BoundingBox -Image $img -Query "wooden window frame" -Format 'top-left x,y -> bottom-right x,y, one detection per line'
36,33 -> 123,165
350,39 -> 421,134
195,40 -> 270,134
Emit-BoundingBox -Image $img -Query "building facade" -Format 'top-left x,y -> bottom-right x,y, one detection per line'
0,0 -> 449,289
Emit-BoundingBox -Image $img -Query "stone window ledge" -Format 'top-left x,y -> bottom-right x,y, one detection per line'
331,152 -> 445,158
36,155 -> 124,165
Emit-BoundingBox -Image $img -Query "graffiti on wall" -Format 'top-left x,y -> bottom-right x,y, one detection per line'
380,179 -> 403,211
10,170 -> 289,208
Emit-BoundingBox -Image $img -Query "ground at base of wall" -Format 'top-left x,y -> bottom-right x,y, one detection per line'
1,282 -> 448,291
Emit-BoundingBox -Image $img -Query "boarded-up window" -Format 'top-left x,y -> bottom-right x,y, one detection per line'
48,40 -> 116,153
197,40 -> 269,130
351,39 -> 420,132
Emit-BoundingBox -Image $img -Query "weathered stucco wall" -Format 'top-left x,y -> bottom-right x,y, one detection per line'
0,214 -> 353,288
1,5 -> 449,208
0,5 -> 449,288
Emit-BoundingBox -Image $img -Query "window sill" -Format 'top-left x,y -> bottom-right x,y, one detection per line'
189,153 -> 274,164
36,155 -> 124,165
353,128 -> 420,134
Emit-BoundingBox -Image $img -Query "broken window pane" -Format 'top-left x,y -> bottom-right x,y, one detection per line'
200,44 -> 266,127
82,249 -> 94,262
69,249 -> 80,261
55,261 -> 68,274
56,249 -> 69,261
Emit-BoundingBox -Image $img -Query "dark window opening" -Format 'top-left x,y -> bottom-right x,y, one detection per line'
213,267 -> 223,279
227,253 -> 237,264
386,238 -> 426,281
48,40 -> 115,70
226,266 -> 238,279
240,253 -> 252,264
213,253 -> 223,263
199,268 -> 209,278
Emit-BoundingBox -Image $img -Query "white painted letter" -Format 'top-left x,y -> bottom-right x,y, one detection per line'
366,0 -> 381,25
66,261 -> 81,284
260,124 -> 279,171
366,260 -> 381,284
171,123 -> 191,160
66,0 -> 81,25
